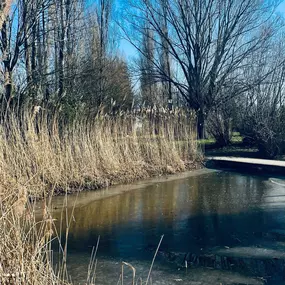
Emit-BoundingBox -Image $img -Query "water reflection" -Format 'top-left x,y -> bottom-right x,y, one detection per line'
51,171 -> 285,284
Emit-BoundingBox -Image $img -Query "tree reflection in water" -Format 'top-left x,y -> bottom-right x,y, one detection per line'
51,171 -> 285,284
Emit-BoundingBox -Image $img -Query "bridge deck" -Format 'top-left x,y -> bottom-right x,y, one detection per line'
206,157 -> 285,175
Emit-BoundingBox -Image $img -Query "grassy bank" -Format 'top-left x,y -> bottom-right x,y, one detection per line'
0,109 -> 199,284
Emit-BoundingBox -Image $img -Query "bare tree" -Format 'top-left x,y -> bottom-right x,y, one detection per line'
0,0 -> 50,112
239,36 -> 285,157
159,0 -> 172,109
0,0 -> 135,119
96,0 -> 112,107
123,0 -> 282,138
66,4 -> 134,116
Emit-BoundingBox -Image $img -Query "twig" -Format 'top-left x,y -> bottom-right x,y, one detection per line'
146,235 -> 164,285
122,262 -> 136,285
87,235 -> 100,285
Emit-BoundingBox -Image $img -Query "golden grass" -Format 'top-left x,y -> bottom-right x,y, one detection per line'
0,109 -> 199,197
0,187 -> 69,284
0,108 -> 199,284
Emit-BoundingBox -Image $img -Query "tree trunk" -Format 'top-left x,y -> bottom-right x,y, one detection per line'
58,0 -> 65,100
4,70 -> 12,102
197,110 -> 205,139
2,67 -> 12,116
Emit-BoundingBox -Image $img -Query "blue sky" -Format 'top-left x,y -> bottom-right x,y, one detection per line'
278,0 -> 285,13
118,0 -> 285,60
119,39 -> 137,60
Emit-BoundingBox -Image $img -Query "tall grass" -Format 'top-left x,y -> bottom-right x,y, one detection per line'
0,183 -> 69,284
1,109 -> 199,196
0,108 -> 199,284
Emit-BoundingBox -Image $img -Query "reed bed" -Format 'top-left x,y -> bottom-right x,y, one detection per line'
0,108 -> 199,197
0,108 -> 200,284
0,183 -> 69,284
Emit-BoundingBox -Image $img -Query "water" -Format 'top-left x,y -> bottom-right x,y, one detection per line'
50,169 -> 285,285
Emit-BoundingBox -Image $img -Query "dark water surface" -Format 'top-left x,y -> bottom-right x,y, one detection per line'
51,170 -> 285,285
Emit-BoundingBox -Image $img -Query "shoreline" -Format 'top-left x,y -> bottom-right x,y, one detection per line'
31,160 -> 203,199
36,163 -> 210,212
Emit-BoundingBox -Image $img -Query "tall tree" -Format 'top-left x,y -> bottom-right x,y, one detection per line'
159,0 -> 172,109
96,0 -> 112,107
0,0 -> 49,112
140,23 -> 156,106
124,0 -> 281,138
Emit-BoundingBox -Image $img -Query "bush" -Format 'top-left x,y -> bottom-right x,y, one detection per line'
240,107 -> 285,158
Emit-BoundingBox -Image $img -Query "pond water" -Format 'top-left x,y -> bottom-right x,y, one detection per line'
50,169 -> 285,285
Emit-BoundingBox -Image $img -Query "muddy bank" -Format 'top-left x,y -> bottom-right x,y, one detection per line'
50,161 -> 202,197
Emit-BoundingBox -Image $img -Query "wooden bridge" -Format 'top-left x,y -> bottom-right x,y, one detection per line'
206,156 -> 285,175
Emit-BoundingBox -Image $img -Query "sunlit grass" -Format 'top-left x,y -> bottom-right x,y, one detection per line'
198,133 -> 243,146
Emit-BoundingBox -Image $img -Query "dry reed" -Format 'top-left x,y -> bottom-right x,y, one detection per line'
0,108 -> 199,284
0,109 -> 199,197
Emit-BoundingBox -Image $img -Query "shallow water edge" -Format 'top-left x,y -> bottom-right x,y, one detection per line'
45,168 -> 212,212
